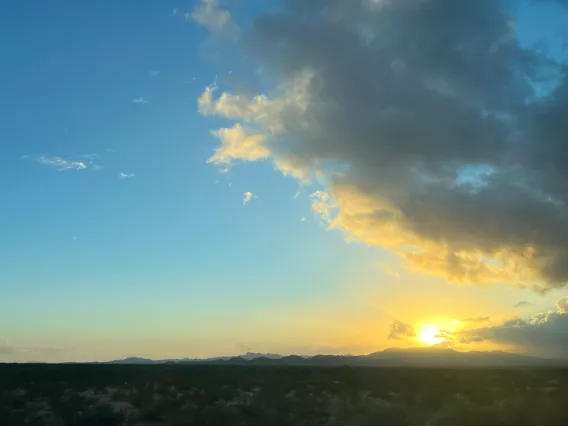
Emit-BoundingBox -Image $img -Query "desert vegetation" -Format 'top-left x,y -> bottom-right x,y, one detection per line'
1,364 -> 568,425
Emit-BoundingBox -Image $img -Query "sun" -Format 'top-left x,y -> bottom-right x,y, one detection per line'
417,325 -> 444,346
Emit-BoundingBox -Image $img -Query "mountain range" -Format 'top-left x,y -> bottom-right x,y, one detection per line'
101,348 -> 567,368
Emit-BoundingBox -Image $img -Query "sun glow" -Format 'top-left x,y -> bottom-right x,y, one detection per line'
417,325 -> 444,346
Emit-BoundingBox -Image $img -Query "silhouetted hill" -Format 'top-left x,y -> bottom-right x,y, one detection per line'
360,347 -> 557,367
101,348 -> 566,367
106,357 -> 157,365
241,352 -> 283,360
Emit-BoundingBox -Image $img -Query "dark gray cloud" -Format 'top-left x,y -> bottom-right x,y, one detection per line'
447,298 -> 568,358
388,321 -> 416,340
197,0 -> 568,291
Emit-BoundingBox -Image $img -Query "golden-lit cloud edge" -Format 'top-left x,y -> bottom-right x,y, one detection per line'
193,0 -> 568,292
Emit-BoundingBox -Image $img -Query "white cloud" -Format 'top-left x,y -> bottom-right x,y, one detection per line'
23,154 -> 110,172
149,70 -> 160,77
173,7 -> 178,15
243,191 -> 253,205
25,155 -> 87,171
132,97 -> 149,104
119,172 -> 135,179
189,0 -> 239,37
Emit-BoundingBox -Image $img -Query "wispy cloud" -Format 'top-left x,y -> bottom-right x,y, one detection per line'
460,316 -> 492,324
132,97 -> 149,104
294,183 -> 304,200
81,153 -> 100,160
80,153 -> 104,170
24,155 -> 87,171
149,70 -> 160,77
172,7 -> 178,15
379,263 -> 401,278
188,0 -> 239,37
388,321 -> 416,340
0,341 -> 28,356
23,153 -> 128,178
243,191 -> 254,205
0,340 -> 61,361
514,301 -> 534,308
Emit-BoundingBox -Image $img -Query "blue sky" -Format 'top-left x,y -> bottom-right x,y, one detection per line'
0,0 -> 384,360
1,0 -> 568,362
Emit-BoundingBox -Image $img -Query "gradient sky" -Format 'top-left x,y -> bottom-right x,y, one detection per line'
1,0 -> 568,362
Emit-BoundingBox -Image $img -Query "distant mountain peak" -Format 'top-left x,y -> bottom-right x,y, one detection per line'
100,347 -> 565,367
242,352 -> 283,360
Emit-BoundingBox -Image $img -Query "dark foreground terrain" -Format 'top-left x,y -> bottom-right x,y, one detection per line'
1,364 -> 568,426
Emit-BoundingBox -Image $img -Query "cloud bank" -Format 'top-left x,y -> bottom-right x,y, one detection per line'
196,0 -> 568,291
447,298 -> 568,359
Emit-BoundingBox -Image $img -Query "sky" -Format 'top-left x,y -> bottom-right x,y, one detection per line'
1,0 -> 568,362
